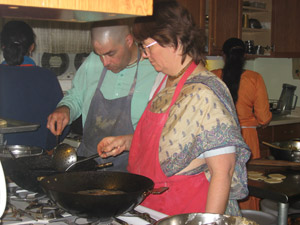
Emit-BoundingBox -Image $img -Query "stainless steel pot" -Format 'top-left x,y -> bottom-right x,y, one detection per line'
154,213 -> 257,225
263,140 -> 300,162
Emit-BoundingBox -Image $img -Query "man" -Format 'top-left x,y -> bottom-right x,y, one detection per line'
47,20 -> 158,171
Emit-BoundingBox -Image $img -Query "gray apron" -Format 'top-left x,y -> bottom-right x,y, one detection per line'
77,53 -> 140,171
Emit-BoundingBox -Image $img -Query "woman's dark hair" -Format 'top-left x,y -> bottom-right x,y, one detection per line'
132,0 -> 206,65
1,20 -> 35,66
222,38 -> 246,104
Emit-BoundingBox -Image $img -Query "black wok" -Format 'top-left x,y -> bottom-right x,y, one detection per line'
1,154 -> 97,193
39,171 -> 154,221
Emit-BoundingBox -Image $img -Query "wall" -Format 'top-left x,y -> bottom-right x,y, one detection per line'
207,56 -> 300,107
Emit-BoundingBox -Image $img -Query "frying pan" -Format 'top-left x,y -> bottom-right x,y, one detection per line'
39,171 -> 155,221
1,153 -> 97,193
262,141 -> 300,162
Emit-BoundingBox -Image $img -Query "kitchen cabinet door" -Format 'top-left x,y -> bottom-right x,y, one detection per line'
257,126 -> 273,158
208,0 -> 242,55
271,0 -> 300,57
273,123 -> 300,141
177,0 -> 206,28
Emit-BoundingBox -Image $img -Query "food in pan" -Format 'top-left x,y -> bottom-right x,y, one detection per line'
247,171 -> 263,176
248,175 -> 267,181
248,171 -> 286,184
247,171 -> 266,180
76,189 -> 126,195
264,178 -> 283,184
268,173 -> 286,179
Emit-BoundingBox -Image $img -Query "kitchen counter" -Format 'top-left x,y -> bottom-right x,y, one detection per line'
270,107 -> 300,126
270,114 -> 300,126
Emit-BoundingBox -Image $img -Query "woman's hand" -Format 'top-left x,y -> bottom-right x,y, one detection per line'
97,135 -> 133,158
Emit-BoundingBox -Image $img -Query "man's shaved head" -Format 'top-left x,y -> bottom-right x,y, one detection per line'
91,25 -> 130,45
90,19 -> 137,73
91,19 -> 133,45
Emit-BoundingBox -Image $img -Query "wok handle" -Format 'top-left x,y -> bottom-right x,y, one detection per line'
151,187 -> 169,195
262,141 -> 291,151
96,162 -> 113,169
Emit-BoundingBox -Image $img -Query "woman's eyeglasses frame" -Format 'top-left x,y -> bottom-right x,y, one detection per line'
139,41 -> 157,56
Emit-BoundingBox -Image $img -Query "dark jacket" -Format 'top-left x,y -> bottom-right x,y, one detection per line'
0,65 -> 68,150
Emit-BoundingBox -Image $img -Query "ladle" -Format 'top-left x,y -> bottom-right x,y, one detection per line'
52,143 -> 77,172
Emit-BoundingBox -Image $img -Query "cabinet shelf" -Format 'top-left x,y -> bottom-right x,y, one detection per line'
243,6 -> 268,13
242,28 -> 269,33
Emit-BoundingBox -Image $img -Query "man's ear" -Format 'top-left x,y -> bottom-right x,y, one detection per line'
125,34 -> 134,48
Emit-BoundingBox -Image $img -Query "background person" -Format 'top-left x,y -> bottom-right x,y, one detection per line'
211,37 -> 272,210
98,1 -> 250,216
0,20 -> 64,150
47,20 -> 158,171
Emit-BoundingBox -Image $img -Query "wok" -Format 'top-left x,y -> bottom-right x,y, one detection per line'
154,213 -> 258,225
263,140 -> 300,162
0,146 -> 97,193
39,171 -> 154,221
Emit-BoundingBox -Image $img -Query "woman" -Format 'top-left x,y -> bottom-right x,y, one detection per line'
0,20 -> 66,150
212,38 -> 272,160
212,38 -> 272,210
97,1 -> 250,216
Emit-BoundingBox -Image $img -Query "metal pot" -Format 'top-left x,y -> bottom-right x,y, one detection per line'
0,146 -> 97,193
263,140 -> 300,162
39,171 -> 155,221
0,145 -> 43,158
154,213 -> 257,225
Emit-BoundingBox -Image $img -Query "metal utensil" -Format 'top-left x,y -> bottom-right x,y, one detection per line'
65,154 -> 112,171
262,141 -> 293,151
52,143 -> 77,172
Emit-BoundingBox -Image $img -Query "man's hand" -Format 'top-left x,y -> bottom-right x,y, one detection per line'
97,135 -> 133,158
47,106 -> 70,136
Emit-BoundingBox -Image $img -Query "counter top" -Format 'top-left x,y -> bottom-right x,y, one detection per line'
270,114 -> 300,126
269,107 -> 300,126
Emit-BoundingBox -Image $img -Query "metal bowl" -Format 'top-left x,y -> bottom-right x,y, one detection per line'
0,145 -> 44,158
154,213 -> 258,225
269,141 -> 300,162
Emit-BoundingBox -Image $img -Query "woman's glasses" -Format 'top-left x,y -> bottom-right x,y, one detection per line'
139,41 -> 157,56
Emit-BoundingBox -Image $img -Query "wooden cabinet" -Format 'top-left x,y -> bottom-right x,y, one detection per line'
183,0 -> 300,57
241,0 -> 272,56
177,0 -> 206,28
208,0 -> 242,55
257,123 -> 300,158
0,0 -> 153,22
271,0 -> 300,57
241,0 -> 300,57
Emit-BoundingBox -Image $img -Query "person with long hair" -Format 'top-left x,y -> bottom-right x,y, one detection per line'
212,37 -> 272,210
0,20 -> 65,149
97,1 -> 250,216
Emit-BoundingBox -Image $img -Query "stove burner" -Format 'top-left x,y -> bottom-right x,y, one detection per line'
3,182 -> 163,225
